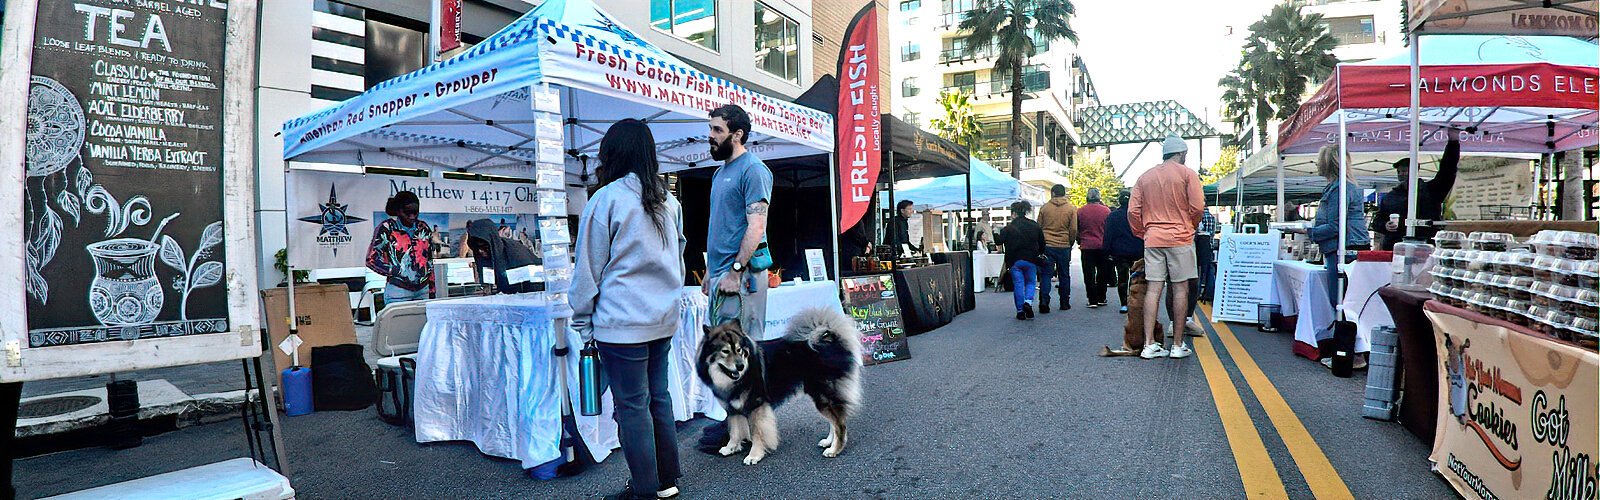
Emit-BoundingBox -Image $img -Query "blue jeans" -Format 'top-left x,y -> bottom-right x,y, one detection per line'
598,338 -> 680,496
1040,246 -> 1072,306
383,283 -> 430,306
1010,260 -> 1039,312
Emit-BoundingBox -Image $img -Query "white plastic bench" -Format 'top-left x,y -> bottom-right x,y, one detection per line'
43,458 -> 293,500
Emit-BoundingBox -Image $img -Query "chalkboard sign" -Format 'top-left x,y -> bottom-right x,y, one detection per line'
841,274 -> 910,365
22,0 -> 230,347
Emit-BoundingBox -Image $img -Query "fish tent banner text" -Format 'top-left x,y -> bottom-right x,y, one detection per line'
281,0 -> 834,175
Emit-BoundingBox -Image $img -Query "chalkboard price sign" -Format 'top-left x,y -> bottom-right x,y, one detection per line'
22,0 -> 231,347
841,274 -> 910,365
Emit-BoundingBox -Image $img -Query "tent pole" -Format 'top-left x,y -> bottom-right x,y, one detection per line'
1338,110 -> 1349,317
965,164 -> 973,249
282,160 -> 298,348
1405,32 -> 1421,240
1234,150 -> 1244,223
829,153 -> 841,284
1276,154 -> 1286,222
887,150 -> 897,253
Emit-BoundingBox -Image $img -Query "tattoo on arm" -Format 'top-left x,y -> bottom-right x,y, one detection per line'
746,201 -> 769,216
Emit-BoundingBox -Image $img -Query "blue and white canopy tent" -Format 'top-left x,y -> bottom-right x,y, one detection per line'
890,158 -> 1047,211
278,0 -> 837,467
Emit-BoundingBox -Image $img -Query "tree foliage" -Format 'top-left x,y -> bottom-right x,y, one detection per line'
930,90 -> 983,150
1200,146 -> 1241,185
1219,2 -> 1339,147
959,0 -> 1077,179
1066,150 -> 1126,208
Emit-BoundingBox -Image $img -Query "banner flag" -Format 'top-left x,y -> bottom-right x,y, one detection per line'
836,4 -> 881,233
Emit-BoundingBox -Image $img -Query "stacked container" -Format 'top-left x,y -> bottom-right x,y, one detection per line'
1362,326 -> 1401,420
1427,230 -> 1600,350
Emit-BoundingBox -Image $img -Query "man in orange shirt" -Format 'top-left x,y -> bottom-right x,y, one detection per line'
1129,134 -> 1205,360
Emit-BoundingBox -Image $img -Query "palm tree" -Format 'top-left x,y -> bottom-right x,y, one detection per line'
930,90 -> 982,150
1218,67 -> 1273,148
1245,2 -> 1338,122
959,0 -> 1077,179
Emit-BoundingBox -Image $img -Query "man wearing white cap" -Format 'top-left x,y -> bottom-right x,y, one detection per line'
1128,134 -> 1206,360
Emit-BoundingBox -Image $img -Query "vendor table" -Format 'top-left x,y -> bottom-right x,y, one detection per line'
931,252 -> 975,313
1423,301 -> 1598,500
413,291 -> 723,468
1378,285 -> 1436,443
756,280 -> 846,341
973,251 -> 1005,292
894,264 -> 958,335
1270,260 -> 1334,360
1339,259 -> 1393,353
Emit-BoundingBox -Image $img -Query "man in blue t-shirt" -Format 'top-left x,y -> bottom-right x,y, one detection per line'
704,104 -> 774,340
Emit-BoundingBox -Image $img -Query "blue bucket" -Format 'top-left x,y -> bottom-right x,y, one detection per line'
281,366 -> 314,416
527,456 -> 565,480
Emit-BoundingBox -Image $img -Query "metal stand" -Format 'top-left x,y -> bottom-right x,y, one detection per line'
241,330 -> 291,476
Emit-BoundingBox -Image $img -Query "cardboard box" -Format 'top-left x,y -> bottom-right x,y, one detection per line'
260,284 -> 357,386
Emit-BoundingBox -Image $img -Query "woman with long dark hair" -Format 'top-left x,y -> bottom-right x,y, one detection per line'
568,118 -> 687,500
366,190 -> 434,305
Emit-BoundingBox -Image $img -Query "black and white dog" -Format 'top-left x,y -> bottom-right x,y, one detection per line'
696,308 -> 863,465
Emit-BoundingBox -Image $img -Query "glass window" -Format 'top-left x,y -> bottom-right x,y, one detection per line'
904,112 -> 921,125
652,0 -> 718,51
900,0 -> 921,11
902,78 -> 920,97
754,2 -> 800,83
1323,15 -> 1375,45
901,43 -> 921,62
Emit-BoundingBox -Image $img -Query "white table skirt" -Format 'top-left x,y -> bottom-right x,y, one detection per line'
974,252 -> 1005,292
1270,260 -> 1334,359
1339,260 -> 1393,354
413,293 -> 571,469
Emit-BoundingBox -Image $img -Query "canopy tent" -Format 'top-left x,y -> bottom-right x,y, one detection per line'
1278,35 -> 1599,157
1410,0 -> 1599,37
1206,177 -> 1329,207
281,0 -> 834,176
890,158 -> 1046,211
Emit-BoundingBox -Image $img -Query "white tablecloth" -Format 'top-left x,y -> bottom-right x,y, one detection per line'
1339,260 -> 1394,354
974,252 -> 1005,292
758,280 -> 845,341
412,291 -> 725,468
1270,260 -> 1334,359
413,293 -> 571,469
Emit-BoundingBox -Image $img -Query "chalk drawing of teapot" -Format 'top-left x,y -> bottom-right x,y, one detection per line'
87,238 -> 165,326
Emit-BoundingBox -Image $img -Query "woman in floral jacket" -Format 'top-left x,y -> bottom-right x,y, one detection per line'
366,191 -> 434,305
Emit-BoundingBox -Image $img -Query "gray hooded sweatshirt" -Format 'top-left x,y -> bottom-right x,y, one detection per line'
568,173 -> 687,344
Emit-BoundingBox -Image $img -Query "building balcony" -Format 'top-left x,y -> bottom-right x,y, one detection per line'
939,46 -> 997,64
1330,31 -> 1376,45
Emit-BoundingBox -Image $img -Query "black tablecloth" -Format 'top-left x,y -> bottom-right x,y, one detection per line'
1379,284 -> 1437,444
894,264 -> 957,335
931,252 -> 975,314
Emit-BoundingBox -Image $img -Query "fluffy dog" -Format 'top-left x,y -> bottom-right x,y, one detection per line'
1101,259 -> 1165,356
696,308 -> 863,465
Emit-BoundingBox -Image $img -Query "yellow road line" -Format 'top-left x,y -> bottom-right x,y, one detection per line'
1201,304 -> 1355,500
1192,334 -> 1289,499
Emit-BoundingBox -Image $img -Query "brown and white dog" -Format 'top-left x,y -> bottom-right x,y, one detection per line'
696,308 -> 863,465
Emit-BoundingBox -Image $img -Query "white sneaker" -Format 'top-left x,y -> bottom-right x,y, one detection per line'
1185,319 -> 1205,337
1140,343 -> 1168,359
1168,344 -> 1194,359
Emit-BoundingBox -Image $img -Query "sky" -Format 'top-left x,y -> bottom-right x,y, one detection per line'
1069,0 -> 1285,181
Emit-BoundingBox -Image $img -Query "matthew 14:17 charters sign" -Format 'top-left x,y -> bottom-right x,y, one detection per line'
24,0 -> 230,348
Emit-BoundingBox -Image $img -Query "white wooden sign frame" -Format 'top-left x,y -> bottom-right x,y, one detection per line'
0,0 -> 263,382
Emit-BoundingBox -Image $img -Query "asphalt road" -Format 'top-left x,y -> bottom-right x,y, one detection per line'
16,272 -> 1459,499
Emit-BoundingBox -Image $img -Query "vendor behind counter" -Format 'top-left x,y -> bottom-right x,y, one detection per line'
467,218 -> 540,294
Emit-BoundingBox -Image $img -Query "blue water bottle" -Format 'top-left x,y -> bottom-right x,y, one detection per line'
281,366 -> 314,416
579,341 -> 605,416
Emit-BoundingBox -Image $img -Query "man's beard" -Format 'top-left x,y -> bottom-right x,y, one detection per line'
710,137 -> 734,161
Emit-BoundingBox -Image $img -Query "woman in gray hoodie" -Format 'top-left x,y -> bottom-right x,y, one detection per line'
569,119 -> 687,500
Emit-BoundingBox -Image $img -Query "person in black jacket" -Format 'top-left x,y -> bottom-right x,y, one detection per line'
890,199 -> 919,256
996,201 -> 1046,320
467,218 -> 541,294
1374,136 -> 1460,250
1103,190 -> 1145,314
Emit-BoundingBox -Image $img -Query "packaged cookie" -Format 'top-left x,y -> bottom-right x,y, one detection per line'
1559,231 -> 1598,261
1434,231 -> 1467,250
1501,251 -> 1536,278
1504,276 -> 1534,302
1468,232 -> 1514,252
1574,260 -> 1599,290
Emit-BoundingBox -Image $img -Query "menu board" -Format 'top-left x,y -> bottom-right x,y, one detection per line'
1213,230 -> 1282,323
23,0 -> 230,347
1450,159 -> 1533,220
841,275 -> 910,365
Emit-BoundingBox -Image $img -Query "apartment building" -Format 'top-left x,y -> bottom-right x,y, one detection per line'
888,0 -> 1094,189
1301,0 -> 1405,63
255,0 -> 817,284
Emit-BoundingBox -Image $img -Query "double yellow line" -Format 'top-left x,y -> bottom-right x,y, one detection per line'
1193,304 -> 1354,500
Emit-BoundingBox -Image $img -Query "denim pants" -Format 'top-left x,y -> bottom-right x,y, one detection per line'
1080,249 -> 1110,305
1040,246 -> 1072,306
383,283 -> 430,306
1010,260 -> 1039,311
598,338 -> 680,496
1195,235 -> 1215,300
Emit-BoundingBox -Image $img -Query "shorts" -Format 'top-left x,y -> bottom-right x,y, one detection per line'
1144,246 -> 1198,283
708,270 -> 770,340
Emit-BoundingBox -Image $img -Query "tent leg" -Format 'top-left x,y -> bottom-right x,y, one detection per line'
965,168 -> 973,249
1276,155 -> 1285,223
1405,33 -> 1421,240
1337,110 -> 1349,319
887,151 -> 897,254
829,153 -> 841,285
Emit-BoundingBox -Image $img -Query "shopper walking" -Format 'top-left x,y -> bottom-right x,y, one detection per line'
1129,135 -> 1205,360
996,201 -> 1046,320
1037,185 -> 1078,313
1104,190 -> 1143,314
366,190 -> 434,305
569,119 -> 687,500
1077,188 -> 1111,308
698,104 -> 774,454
